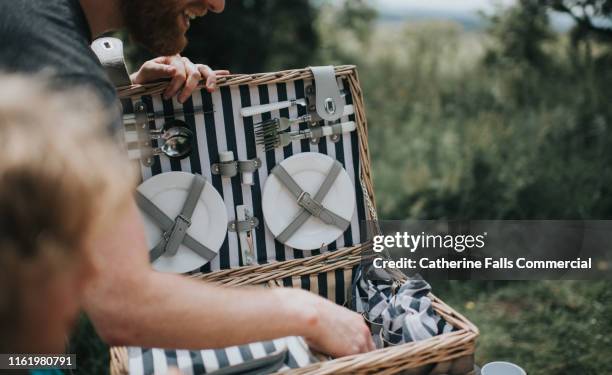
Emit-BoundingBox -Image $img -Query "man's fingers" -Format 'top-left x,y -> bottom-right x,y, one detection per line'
143,62 -> 176,79
214,69 -> 231,76
152,55 -> 173,64
178,58 -> 202,103
197,64 -> 218,92
164,56 -> 187,99
132,61 -> 176,84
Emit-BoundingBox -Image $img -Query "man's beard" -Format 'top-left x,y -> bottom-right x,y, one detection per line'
120,0 -> 187,56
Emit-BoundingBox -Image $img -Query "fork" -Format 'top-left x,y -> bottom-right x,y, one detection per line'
257,121 -> 357,151
253,104 -> 355,139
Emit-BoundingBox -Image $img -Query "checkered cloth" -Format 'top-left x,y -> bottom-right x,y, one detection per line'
352,268 -> 454,347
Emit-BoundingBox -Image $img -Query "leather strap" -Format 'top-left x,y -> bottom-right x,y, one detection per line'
310,66 -> 345,122
135,175 -> 216,262
272,161 -> 350,244
91,37 -> 132,87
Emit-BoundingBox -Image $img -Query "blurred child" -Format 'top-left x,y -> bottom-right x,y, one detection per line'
0,75 -> 135,355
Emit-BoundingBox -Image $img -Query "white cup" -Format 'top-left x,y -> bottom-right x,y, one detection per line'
481,361 -> 526,375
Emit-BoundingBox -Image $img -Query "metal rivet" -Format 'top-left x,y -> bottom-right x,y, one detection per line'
325,98 -> 336,114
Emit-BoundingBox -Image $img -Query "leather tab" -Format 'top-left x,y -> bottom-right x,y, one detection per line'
310,66 -> 345,122
91,37 -> 132,87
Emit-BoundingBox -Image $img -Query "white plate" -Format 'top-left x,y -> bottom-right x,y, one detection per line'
262,152 -> 356,250
137,172 -> 227,273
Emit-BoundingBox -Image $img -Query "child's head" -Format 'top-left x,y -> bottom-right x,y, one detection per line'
0,76 -> 134,353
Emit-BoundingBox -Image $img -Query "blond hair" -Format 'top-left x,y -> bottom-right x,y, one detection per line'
0,75 -> 135,347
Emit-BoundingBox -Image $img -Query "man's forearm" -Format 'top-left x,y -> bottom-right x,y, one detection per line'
87,270 -> 316,349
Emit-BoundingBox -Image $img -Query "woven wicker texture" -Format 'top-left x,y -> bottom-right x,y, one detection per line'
110,66 -> 478,375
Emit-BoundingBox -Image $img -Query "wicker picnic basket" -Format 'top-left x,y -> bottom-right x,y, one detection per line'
109,66 -> 479,375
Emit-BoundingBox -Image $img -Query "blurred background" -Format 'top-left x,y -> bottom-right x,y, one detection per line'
72,0 -> 612,373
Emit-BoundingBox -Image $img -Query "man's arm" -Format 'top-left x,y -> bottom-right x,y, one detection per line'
82,201 -> 374,357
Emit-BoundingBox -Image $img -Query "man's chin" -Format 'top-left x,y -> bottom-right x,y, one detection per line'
136,34 -> 187,56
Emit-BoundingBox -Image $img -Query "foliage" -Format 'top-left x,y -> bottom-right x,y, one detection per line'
335,1 -> 612,220
319,2 -> 612,373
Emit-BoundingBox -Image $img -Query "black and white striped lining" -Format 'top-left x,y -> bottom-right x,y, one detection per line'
126,267 -> 357,375
280,266 -> 359,306
123,78 -> 367,273
128,336 -> 317,375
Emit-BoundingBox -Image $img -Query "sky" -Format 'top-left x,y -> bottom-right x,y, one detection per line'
374,0 -> 516,13
370,0 -> 575,30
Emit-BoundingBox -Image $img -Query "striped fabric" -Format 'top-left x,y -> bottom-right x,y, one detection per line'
128,336 -> 317,375
279,266 -> 359,306
126,268 -> 357,375
122,77 -> 367,273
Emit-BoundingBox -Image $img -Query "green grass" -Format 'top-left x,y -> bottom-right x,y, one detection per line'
430,280 -> 612,374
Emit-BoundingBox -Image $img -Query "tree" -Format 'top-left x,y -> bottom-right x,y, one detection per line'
547,0 -> 612,43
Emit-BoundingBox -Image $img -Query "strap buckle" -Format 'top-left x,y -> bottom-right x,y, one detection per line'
163,214 -> 192,256
297,191 -> 323,217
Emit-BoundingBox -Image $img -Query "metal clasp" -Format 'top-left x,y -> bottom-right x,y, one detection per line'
163,214 -> 192,256
324,97 -> 336,114
297,191 -> 323,217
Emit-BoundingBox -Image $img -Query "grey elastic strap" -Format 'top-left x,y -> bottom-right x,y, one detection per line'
272,162 -> 350,244
216,162 -> 238,177
135,175 -> 216,262
237,159 -> 261,173
310,123 -> 346,139
213,158 -> 260,177
229,217 -> 259,232
154,174 -> 205,257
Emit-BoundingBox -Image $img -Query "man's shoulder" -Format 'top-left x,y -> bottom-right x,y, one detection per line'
0,0 -> 92,65
0,0 -> 120,131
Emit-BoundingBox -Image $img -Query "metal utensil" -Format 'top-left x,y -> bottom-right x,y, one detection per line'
123,106 -> 214,126
127,119 -> 194,160
240,89 -> 349,118
240,98 -> 308,118
257,121 -> 357,151
158,124 -> 194,159
253,104 -> 355,135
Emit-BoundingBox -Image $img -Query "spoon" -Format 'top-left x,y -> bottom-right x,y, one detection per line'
127,119 -> 194,161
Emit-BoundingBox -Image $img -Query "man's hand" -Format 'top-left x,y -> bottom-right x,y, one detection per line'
130,55 -> 230,103
282,289 -> 375,357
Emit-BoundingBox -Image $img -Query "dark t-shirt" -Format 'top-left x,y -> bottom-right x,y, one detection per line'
0,0 -> 120,132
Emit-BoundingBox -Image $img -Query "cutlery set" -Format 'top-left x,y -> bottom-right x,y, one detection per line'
257,121 -> 357,151
126,83 -> 355,164
253,104 -> 355,149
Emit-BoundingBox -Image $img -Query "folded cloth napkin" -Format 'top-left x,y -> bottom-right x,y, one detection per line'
352,267 -> 454,347
128,336 -> 318,375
